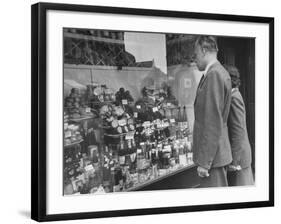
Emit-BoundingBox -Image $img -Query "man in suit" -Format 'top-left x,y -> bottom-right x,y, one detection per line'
224,64 -> 254,186
192,36 -> 232,187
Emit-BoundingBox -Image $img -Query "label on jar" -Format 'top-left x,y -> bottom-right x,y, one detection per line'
130,152 -> 136,162
65,131 -> 71,138
125,132 -> 134,140
152,107 -> 158,112
179,154 -> 188,166
118,119 -> 127,126
119,156 -> 125,165
143,121 -> 150,127
163,145 -> 172,152
187,141 -> 192,150
122,99 -> 128,105
137,158 -> 147,170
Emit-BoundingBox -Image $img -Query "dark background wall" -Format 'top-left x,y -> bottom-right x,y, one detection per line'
217,37 -> 255,174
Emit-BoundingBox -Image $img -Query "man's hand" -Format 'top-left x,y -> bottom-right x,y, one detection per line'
227,165 -> 242,172
197,166 -> 209,178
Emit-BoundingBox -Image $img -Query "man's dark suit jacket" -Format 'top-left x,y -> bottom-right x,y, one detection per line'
193,61 -> 232,169
228,88 -> 252,168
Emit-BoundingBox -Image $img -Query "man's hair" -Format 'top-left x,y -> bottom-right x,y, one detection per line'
194,35 -> 218,52
223,64 -> 241,88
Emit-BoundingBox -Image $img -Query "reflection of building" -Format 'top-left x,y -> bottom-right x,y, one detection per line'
166,34 -> 196,66
166,34 -> 200,131
64,28 -> 153,68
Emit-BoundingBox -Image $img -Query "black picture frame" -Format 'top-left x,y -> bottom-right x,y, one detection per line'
31,2 -> 274,222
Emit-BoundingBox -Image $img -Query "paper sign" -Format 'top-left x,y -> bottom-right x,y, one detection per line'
184,78 -> 192,88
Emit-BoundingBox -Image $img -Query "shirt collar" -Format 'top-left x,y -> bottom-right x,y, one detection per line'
203,59 -> 218,76
232,87 -> 239,93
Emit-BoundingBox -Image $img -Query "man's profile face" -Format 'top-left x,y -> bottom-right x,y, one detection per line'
194,45 -> 206,71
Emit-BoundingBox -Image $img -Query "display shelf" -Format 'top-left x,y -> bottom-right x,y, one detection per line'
127,162 -> 195,191
64,139 -> 83,148
161,106 -> 179,110
104,130 -> 135,138
69,115 -> 95,122
90,100 -> 114,105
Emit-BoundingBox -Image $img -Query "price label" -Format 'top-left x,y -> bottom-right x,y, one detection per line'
134,112 -> 138,118
65,131 -> 71,138
167,103 -> 171,107
164,145 -> 172,152
84,164 -> 94,172
153,107 -> 158,112
122,99 -> 128,105
136,105 -> 141,109
170,118 -> 175,123
85,107 -> 91,113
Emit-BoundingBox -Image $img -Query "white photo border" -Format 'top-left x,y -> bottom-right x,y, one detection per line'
45,9 -> 270,215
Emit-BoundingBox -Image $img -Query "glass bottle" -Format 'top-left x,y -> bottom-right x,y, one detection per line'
177,106 -> 182,123
126,139 -> 132,167
118,139 -> 125,166
178,143 -> 187,166
182,105 -> 188,130
130,138 -> 137,172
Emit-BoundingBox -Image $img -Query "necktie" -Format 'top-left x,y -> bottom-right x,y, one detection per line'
198,74 -> 205,89
194,74 -> 204,106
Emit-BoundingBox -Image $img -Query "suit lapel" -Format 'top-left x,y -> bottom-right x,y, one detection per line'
194,62 -> 220,106
193,74 -> 206,105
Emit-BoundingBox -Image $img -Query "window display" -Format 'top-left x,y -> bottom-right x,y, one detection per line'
62,29 -> 199,195
63,84 -> 193,195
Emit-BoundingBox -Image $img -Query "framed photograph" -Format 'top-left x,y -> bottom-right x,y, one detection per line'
31,2 -> 274,222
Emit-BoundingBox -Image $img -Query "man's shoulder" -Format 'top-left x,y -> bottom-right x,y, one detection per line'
208,62 -> 230,82
209,62 -> 228,75
232,90 -> 244,105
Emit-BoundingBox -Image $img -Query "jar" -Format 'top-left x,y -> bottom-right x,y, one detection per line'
88,145 -> 98,162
